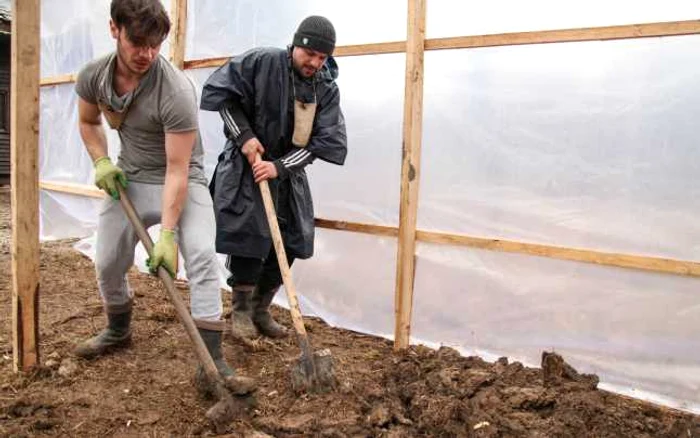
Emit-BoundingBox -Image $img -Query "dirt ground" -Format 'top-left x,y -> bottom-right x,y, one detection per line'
1,185 -> 699,437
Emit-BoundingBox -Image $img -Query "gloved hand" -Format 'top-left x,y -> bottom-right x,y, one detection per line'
147,228 -> 178,278
94,156 -> 128,200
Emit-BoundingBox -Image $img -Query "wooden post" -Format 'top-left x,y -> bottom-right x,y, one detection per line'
394,0 -> 426,350
169,0 -> 188,69
11,0 -> 41,372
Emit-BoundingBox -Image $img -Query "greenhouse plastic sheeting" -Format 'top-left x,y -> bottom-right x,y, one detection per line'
427,0 -> 700,38
37,0 -> 700,413
420,36 -> 700,262
186,0 -> 406,60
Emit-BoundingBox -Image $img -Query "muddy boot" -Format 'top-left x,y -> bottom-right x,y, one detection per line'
74,311 -> 132,359
194,325 -> 257,398
230,285 -> 259,340
252,285 -> 288,339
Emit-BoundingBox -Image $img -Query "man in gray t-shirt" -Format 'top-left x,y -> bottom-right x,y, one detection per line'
73,0 -> 255,398
75,51 -> 208,186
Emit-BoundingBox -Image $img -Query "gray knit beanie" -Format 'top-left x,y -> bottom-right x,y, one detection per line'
293,15 -> 336,56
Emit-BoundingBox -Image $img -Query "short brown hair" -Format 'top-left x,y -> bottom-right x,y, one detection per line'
110,0 -> 171,47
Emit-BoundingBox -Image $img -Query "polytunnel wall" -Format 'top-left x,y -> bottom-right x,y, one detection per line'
37,0 -> 700,412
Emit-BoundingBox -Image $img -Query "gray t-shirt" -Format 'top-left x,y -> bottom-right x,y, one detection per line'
75,53 -> 207,185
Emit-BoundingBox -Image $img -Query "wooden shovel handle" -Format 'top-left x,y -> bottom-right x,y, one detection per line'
256,155 -> 310,343
116,185 -> 225,389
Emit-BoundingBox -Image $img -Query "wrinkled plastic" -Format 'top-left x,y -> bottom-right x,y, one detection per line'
37,0 -> 700,413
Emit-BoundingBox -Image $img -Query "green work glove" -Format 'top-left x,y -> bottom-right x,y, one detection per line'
94,156 -> 128,200
147,229 -> 178,278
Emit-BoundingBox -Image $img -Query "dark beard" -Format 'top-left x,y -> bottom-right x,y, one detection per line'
293,64 -> 315,79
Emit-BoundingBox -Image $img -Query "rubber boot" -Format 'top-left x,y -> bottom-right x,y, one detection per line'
194,327 -> 257,398
74,311 -> 132,359
230,285 -> 259,339
252,284 -> 288,339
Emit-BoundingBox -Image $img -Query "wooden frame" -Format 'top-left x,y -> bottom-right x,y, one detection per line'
28,12 -> 700,353
39,181 -> 105,199
12,0 -> 41,372
316,219 -> 700,277
169,0 -> 188,69
39,74 -> 76,87
39,19 -> 700,84
424,20 -> 700,51
394,0 -> 426,351
40,182 -> 700,279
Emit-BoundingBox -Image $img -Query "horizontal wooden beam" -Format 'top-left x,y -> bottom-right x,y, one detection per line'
181,41 -> 408,70
39,181 -> 104,198
39,181 -> 700,278
43,20 -> 700,81
183,56 -> 229,70
415,230 -> 700,277
40,74 -> 76,87
314,218 -> 398,238
334,41 -> 406,57
425,19 -> 700,51
316,218 -> 700,278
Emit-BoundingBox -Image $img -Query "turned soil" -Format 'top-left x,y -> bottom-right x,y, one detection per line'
1,186 -> 699,437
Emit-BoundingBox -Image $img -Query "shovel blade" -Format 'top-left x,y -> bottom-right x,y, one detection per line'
290,348 -> 337,394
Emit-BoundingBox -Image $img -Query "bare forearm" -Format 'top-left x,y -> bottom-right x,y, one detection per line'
79,121 -> 109,161
161,165 -> 189,230
161,130 -> 196,230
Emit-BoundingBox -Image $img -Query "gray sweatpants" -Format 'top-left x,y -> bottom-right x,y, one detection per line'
95,182 -> 223,322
